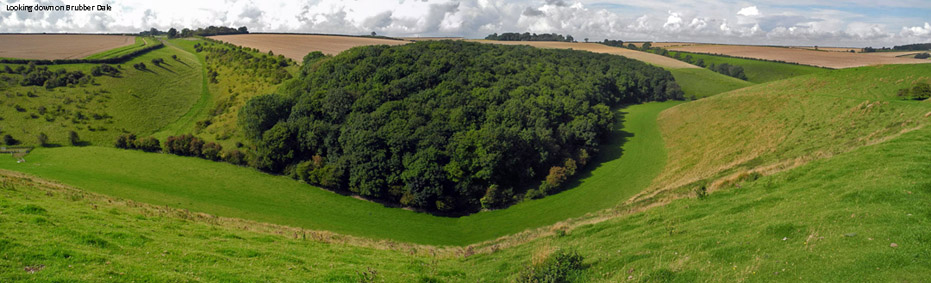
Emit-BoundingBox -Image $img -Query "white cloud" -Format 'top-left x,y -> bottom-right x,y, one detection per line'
737,6 -> 760,17
663,11 -> 683,31
901,22 -> 931,37
0,0 -> 928,47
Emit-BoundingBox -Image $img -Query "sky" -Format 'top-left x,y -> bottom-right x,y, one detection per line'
1,0 -> 929,47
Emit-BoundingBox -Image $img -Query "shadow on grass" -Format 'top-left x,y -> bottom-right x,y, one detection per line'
547,108 -> 633,196
173,59 -> 191,68
155,64 -> 176,74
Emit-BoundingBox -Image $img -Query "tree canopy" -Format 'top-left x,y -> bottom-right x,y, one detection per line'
241,40 -> 682,214
485,32 -> 574,42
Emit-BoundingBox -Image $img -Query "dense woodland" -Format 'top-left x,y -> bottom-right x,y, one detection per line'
239,40 -> 682,214
892,43 -> 931,51
485,32 -> 575,42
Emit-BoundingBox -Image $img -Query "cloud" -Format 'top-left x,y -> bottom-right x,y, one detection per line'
0,0 -> 928,47
544,0 -> 568,7
901,22 -> 931,37
522,7 -> 544,17
737,6 -> 760,17
663,11 -> 682,30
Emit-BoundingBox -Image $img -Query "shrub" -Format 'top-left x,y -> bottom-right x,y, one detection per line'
480,185 -> 513,209
516,249 -> 585,283
164,134 -> 203,156
68,131 -> 80,146
134,137 -> 161,152
115,133 -> 137,149
37,133 -> 49,146
223,149 -> 247,165
201,142 -> 223,161
897,82 -> 931,100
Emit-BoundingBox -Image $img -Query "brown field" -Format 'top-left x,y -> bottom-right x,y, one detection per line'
664,44 -> 930,68
789,46 -> 860,52
209,34 -> 407,61
468,40 -> 699,69
0,34 -> 134,60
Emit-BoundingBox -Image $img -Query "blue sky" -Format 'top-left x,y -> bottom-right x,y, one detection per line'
0,0 -> 929,46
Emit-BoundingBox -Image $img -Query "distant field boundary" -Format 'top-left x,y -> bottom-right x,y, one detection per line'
0,38 -> 163,65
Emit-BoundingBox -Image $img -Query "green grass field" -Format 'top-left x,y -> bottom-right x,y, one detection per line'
668,68 -> 754,99
650,64 -> 929,204
3,103 -> 928,281
672,51 -> 829,84
0,42 -> 202,147
0,101 -> 676,246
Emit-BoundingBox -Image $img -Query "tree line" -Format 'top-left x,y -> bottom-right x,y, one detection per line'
142,26 -> 248,38
892,43 -> 931,51
485,32 -> 574,42
1,63 -> 92,89
239,40 -> 682,214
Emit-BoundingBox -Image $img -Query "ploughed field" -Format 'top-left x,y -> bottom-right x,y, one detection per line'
663,43 -> 930,68
208,34 -> 407,60
0,34 -> 134,60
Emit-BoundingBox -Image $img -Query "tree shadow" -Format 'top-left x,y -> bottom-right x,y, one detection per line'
173,59 -> 190,67
548,108 -> 633,195
155,64 -> 176,74
72,141 -> 92,147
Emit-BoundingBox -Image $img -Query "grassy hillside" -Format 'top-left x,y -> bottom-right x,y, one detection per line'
170,38 -> 297,149
0,43 -> 202,146
668,68 -> 754,99
672,51 -> 829,84
646,64 -> 929,202
0,102 -> 676,245
3,106 -> 928,281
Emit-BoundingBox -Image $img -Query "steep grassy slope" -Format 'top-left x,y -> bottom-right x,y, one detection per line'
169,38 -> 298,149
645,64 -> 929,202
0,102 -> 676,245
3,107 -> 928,282
671,51 -> 829,84
0,45 -> 202,146
668,68 -> 754,99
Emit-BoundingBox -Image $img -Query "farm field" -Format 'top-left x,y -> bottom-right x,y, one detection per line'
665,44 -> 930,68
208,34 -> 407,60
0,34 -> 135,60
670,51 -> 829,83
667,68 -> 754,98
